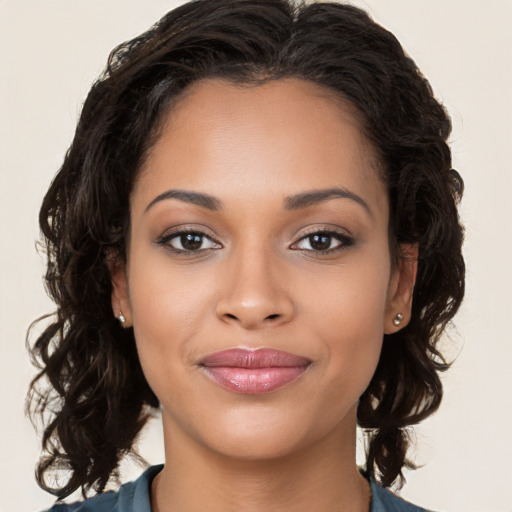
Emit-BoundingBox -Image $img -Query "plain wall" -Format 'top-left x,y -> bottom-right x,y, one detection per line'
1,1 -> 511,510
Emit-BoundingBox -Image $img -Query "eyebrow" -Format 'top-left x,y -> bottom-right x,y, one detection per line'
144,186 -> 372,218
144,189 -> 222,213
285,187 -> 373,218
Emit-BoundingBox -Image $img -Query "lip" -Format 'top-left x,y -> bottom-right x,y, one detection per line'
199,348 -> 311,394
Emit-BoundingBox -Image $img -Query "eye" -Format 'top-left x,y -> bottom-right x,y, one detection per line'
292,230 -> 354,253
157,230 -> 221,252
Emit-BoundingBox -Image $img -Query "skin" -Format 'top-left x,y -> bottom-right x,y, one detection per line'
111,78 -> 417,512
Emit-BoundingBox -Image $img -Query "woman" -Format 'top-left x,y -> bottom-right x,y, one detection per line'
27,0 -> 464,510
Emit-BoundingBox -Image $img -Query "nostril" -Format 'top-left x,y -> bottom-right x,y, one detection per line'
225,313 -> 238,320
265,314 -> 280,320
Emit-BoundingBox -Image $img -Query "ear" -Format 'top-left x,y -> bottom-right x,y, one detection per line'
107,251 -> 132,327
384,243 -> 418,334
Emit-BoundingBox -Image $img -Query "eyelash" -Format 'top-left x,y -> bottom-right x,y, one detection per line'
290,229 -> 354,255
155,228 -> 354,256
155,228 -> 222,253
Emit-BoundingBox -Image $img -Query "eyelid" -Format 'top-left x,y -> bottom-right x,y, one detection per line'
155,225 -> 222,251
154,224 -> 354,255
290,226 -> 355,254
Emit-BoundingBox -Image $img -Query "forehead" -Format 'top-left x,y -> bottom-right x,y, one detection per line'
135,77 -> 387,218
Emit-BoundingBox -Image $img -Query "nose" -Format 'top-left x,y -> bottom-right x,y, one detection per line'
215,248 -> 295,330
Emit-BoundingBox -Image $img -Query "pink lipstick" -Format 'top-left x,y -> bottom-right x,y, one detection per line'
199,348 -> 310,394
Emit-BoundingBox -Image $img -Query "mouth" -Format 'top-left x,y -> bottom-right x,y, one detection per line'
199,348 -> 311,394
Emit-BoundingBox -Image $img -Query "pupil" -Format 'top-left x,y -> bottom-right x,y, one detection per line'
181,233 -> 202,250
310,234 -> 331,251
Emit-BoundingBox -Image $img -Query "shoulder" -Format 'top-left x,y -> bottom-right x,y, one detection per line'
370,479 -> 436,512
42,465 -> 163,512
45,492 -> 117,512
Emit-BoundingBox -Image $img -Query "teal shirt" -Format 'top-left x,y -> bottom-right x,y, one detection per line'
46,465 -> 433,512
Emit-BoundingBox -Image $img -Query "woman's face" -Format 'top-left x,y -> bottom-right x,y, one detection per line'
112,78 -> 415,460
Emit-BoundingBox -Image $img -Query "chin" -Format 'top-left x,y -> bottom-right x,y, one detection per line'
207,427 -> 309,462
189,401 -> 352,463
157,365 -> 364,464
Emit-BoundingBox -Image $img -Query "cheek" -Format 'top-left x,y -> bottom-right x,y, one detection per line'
303,249 -> 391,332
301,254 -> 390,393
126,252 -> 217,380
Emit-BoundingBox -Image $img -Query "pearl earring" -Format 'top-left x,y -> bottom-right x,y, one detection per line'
393,313 -> 403,326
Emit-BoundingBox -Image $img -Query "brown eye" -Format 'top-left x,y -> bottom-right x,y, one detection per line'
180,233 -> 203,251
309,234 -> 332,251
292,230 -> 354,253
157,230 -> 221,252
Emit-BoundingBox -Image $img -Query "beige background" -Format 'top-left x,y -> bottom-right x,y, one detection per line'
1,0 -> 511,510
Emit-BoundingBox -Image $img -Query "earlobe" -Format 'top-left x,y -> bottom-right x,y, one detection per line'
384,243 -> 418,334
106,252 -> 132,327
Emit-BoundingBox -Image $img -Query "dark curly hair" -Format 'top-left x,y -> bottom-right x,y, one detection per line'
27,0 -> 464,500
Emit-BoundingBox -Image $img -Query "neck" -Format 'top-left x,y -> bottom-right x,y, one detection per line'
151,410 -> 370,512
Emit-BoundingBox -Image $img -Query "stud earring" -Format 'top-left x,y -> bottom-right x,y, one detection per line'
393,313 -> 404,326
117,311 -> 126,325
